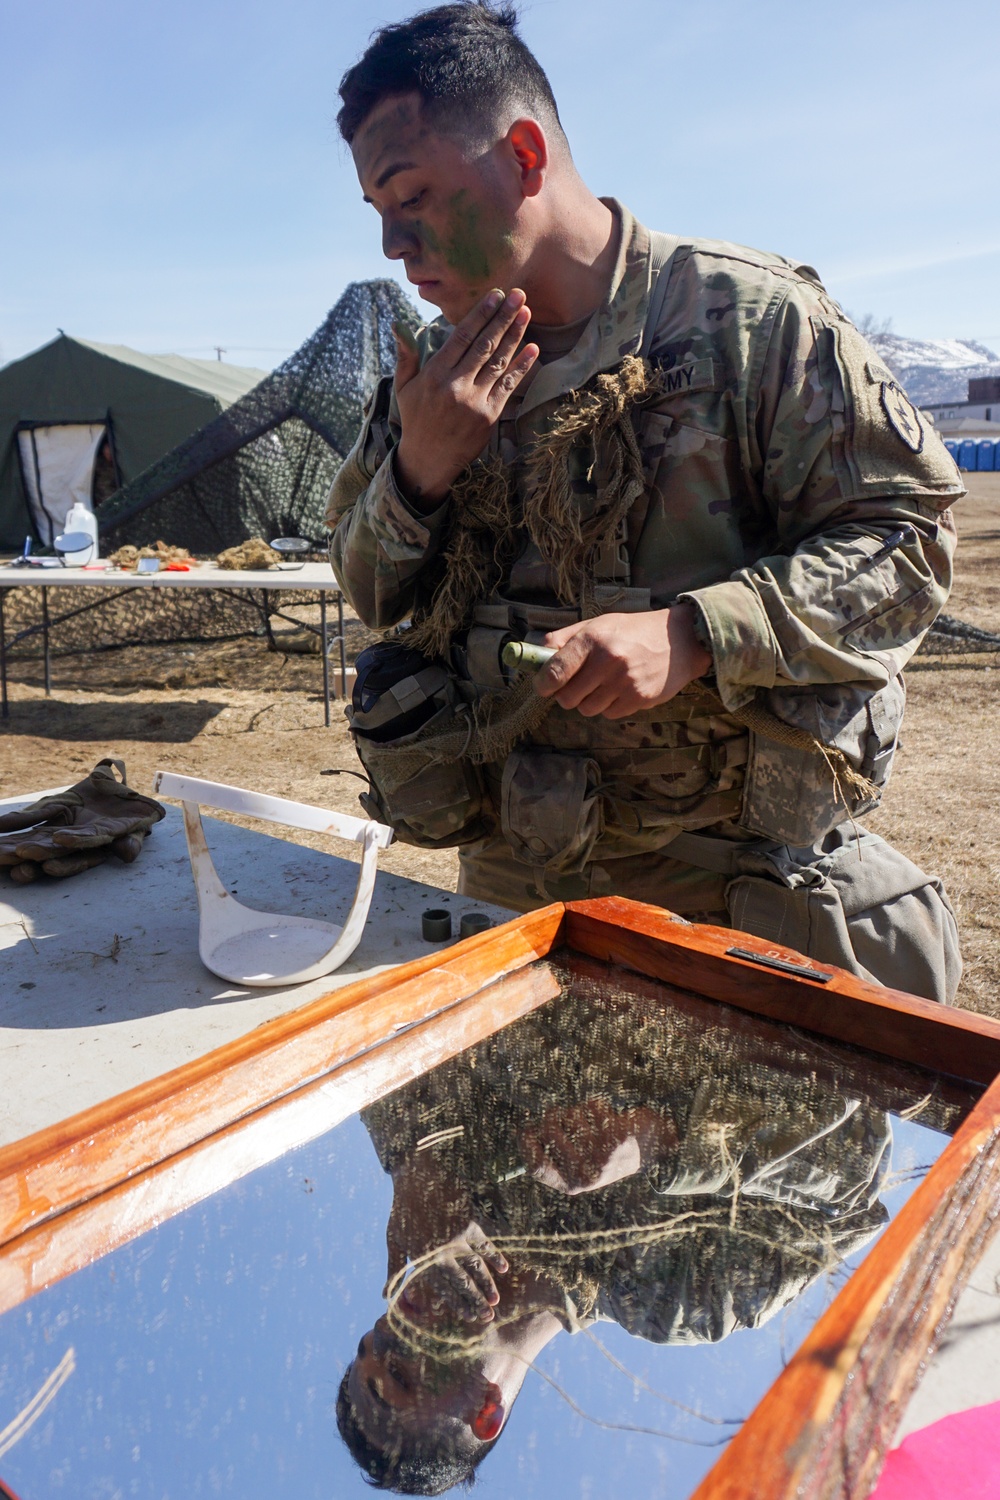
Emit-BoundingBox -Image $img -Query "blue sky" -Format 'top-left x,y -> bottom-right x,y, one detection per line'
2,0 -> 998,371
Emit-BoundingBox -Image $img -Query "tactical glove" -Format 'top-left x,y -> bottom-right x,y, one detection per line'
0,758 -> 165,880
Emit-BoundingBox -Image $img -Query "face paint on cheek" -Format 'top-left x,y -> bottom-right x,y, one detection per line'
393,320 -> 419,358
409,220 -> 442,256
442,189 -> 514,284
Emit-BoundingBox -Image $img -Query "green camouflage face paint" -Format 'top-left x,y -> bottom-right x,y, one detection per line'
441,189 -> 514,284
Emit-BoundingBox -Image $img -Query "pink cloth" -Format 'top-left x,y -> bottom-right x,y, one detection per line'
872,1402 -> 1000,1500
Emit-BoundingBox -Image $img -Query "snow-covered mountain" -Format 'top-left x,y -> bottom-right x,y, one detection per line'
868,334 -> 1000,406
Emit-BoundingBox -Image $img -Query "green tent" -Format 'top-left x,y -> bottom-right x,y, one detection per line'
0,335 -> 266,549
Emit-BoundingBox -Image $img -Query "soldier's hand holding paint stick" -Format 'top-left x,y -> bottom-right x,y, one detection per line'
506,607 -> 713,721
501,640 -> 556,673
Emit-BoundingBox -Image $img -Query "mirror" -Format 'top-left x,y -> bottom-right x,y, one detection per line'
53,530 -> 94,562
270,536 -> 311,571
135,557 -> 160,575
0,952 -> 975,1499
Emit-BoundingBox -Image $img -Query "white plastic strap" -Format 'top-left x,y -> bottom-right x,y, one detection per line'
152,770 -> 394,848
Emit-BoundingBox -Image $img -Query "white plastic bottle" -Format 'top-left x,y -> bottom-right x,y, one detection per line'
64,502 -> 99,565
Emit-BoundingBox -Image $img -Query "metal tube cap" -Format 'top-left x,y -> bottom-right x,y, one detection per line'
501,640 -> 556,673
422,908 -> 453,942
459,911 -> 492,939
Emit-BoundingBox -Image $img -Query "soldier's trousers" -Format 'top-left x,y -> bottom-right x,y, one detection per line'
458,824 -> 962,1006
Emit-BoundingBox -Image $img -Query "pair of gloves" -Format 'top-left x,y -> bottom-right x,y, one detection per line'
0,758 -> 165,883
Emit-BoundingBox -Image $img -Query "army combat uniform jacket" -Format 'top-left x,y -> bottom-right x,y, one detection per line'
328,203 -> 963,942
363,974 -> 891,1346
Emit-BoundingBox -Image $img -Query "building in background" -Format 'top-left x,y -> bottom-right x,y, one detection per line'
922,377 -> 1000,439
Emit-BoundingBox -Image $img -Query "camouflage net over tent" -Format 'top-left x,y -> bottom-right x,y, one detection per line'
98,278 -> 417,555
1,281 -> 418,662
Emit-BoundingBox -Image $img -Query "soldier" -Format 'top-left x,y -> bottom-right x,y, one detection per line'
335,968 -> 894,1492
327,2 -> 963,1002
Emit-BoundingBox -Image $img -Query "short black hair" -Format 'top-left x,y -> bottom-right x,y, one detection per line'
335,1364 -> 499,1496
337,2 -> 564,150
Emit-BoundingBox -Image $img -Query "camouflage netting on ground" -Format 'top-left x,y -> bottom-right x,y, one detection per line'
97,278 -> 417,556
3,590 -> 995,668
0,582 -> 328,661
920,614 -> 1000,655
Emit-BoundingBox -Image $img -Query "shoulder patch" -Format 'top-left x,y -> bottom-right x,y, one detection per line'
821,317 -> 961,500
880,382 -> 924,454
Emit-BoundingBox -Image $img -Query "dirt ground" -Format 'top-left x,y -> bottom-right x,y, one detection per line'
3,474 -> 998,1015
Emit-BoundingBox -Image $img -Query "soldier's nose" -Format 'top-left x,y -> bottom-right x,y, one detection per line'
382,216 -> 420,262
373,1320 -> 402,1359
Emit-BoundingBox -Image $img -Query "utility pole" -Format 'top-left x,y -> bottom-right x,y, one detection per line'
214,347 -> 226,362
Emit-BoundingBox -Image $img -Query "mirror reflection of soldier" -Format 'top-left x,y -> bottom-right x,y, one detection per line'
336,969 -> 892,1494
328,4 -> 962,1004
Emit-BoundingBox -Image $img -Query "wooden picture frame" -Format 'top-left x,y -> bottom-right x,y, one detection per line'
3,896 -> 999,1499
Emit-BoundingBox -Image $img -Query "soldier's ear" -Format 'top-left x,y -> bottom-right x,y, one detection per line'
471,1396 -> 505,1441
506,118 -> 548,197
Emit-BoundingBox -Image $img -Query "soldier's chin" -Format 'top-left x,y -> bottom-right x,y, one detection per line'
412,278 -> 454,317
436,286 -> 489,326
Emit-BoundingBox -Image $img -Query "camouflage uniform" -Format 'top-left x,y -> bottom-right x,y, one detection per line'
328,203 -> 962,930
363,973 -> 892,1344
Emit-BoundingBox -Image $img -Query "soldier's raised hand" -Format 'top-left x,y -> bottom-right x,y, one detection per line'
392,288 -> 538,510
394,1223 -> 509,1324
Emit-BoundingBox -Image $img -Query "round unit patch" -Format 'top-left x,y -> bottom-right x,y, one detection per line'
881,382 -> 924,453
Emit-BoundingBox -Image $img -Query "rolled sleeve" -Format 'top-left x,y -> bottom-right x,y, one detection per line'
331,450 -> 452,628
681,578 -> 778,711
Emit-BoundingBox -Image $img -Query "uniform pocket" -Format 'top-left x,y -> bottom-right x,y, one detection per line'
632,410 -> 748,596
738,680 -> 903,845
725,827 -> 961,1004
500,748 -> 603,874
353,705 -> 491,849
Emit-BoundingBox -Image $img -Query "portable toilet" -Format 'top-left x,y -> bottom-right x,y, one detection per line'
977,439 -> 996,471
958,439 -> 977,470
944,439 -> 959,463
995,438 -> 1000,472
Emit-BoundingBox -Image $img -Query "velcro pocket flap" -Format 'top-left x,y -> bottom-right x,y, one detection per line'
501,748 -> 603,872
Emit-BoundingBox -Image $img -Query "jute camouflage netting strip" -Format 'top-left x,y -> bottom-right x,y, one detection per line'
96,280 -> 418,557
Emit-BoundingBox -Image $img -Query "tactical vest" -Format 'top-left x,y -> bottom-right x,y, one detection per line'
349,231 -> 902,868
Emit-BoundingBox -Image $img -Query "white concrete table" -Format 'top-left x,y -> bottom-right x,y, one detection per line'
0,560 -> 347,723
0,792 -> 512,1148
892,1229 -> 1000,1439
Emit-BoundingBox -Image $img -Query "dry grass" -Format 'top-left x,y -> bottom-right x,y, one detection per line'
865,473 -> 1000,1016
2,474 -> 998,1014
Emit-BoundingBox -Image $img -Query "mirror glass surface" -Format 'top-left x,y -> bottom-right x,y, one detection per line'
270,537 -> 311,553
0,954 -> 976,1499
51,531 -> 93,555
